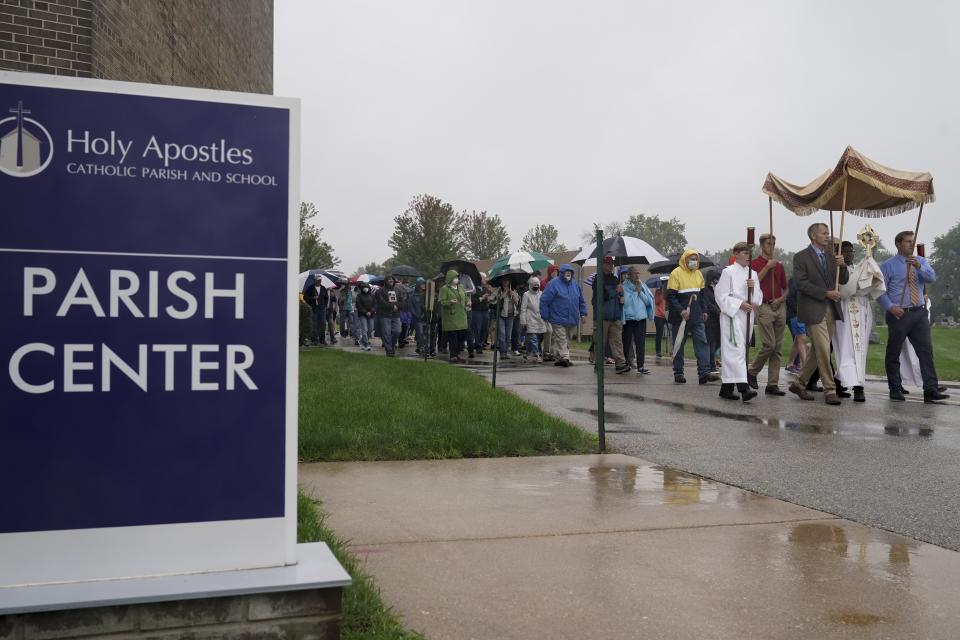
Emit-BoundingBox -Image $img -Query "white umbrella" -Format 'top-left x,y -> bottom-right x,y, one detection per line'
296,270 -> 336,295
572,235 -> 667,266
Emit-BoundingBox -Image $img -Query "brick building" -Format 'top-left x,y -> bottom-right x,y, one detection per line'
0,0 -> 272,94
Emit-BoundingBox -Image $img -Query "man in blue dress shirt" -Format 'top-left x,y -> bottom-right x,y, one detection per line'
878,230 -> 949,403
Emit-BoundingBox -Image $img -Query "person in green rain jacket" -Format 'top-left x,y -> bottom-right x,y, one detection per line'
439,269 -> 469,363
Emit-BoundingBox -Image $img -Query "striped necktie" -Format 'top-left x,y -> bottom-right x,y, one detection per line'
907,262 -> 920,306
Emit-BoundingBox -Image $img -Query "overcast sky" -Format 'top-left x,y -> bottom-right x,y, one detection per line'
275,1 -> 959,272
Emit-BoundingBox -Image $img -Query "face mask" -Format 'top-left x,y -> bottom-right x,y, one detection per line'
452,278 -> 460,286
532,286 -> 539,291
687,260 -> 698,269
564,273 -> 573,281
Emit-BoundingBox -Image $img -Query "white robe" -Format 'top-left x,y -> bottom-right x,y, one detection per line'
833,258 -> 885,387
716,262 -> 763,383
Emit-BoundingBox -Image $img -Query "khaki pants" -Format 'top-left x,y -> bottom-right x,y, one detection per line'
750,302 -> 786,385
798,305 -> 837,393
552,324 -> 574,360
594,320 -> 625,367
542,321 -> 553,356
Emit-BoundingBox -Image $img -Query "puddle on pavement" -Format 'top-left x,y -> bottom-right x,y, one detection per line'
559,462 -> 760,506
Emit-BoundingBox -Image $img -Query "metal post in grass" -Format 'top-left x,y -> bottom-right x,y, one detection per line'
492,293 -> 501,388
594,229 -> 606,453
424,280 -> 434,362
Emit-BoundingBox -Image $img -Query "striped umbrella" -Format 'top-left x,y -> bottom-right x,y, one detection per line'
488,250 -> 554,278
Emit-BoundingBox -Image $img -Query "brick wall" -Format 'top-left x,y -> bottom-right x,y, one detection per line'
92,0 -> 273,93
0,0 -> 94,77
1,0 -> 273,94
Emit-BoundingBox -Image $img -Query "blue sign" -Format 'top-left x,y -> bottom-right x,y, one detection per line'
1,80 -> 292,534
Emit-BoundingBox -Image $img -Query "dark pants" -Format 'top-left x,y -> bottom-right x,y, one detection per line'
706,322 -> 720,367
622,319 -> 647,368
472,310 -> 489,351
465,310 -> 475,351
511,315 -> 522,351
669,319 -> 711,378
446,330 -> 467,357
654,317 -> 667,356
310,306 -> 325,343
885,308 -> 939,393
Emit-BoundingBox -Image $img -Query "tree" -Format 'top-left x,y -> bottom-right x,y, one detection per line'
299,202 -> 339,271
460,210 -> 510,260
355,262 -> 386,276
929,222 -> 960,319
621,214 -> 688,255
581,214 -> 687,256
521,224 -> 567,254
388,194 -> 465,276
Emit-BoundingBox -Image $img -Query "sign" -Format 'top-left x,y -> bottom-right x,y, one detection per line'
0,72 -> 300,586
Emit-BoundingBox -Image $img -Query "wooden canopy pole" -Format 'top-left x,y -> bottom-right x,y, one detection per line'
768,197 -> 773,238
834,177 -> 848,289
899,202 -> 926,306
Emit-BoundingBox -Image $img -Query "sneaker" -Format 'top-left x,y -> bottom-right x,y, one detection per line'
513,350 -> 521,356
785,365 -> 801,374
536,354 -> 543,363
674,374 -> 686,384
637,367 -> 651,375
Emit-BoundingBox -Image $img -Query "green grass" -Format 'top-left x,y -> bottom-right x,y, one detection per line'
299,349 -> 598,461
298,490 -> 424,640
578,326 -> 960,380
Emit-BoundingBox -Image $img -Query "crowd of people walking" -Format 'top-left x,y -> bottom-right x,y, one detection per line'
303,223 -> 949,405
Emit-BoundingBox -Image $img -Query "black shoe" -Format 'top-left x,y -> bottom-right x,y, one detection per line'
555,359 -> 565,366
764,386 -> 786,396
938,385 -> 947,393
468,350 -> 475,358
740,389 -> 758,403
853,387 -> 865,402
836,389 -> 852,399
719,388 -> 740,401
900,387 -> 910,395
747,373 -> 759,390
561,359 -> 572,367
674,375 -> 686,384
616,365 -> 631,374
889,389 -> 906,402
924,390 -> 950,403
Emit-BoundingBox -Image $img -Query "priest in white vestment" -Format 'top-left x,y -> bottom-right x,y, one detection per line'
833,240 -> 885,403
715,242 -> 763,402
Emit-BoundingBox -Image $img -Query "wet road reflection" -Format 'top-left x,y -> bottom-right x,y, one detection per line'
551,386 -> 944,441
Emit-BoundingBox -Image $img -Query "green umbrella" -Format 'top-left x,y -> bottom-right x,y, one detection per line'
488,250 -> 554,278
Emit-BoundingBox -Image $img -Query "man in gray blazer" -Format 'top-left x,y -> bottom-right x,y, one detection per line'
789,222 -> 849,405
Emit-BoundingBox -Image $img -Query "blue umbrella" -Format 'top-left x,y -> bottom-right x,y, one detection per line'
645,275 -> 669,289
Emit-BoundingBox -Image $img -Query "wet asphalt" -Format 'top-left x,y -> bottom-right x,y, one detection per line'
457,351 -> 960,552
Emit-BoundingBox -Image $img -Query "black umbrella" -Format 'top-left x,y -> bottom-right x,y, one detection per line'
439,259 -> 482,286
647,253 -> 716,275
388,264 -> 421,278
572,235 -> 667,266
488,269 -> 533,289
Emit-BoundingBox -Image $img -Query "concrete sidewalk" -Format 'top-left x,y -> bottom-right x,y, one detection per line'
300,454 -> 960,640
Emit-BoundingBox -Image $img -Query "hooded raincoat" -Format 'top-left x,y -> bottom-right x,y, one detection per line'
666,249 -> 706,324
539,264 -> 588,327
438,269 -> 468,331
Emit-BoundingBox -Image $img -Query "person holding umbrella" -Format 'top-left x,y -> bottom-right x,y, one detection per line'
494,278 -> 521,359
303,274 -> 329,345
439,269 -> 470,363
539,264 -> 588,367
592,257 -> 629,374
666,249 -> 718,384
